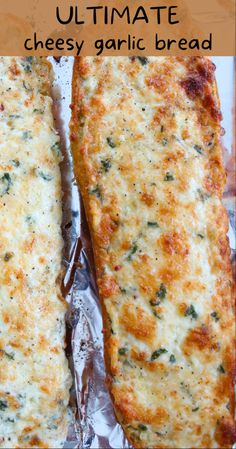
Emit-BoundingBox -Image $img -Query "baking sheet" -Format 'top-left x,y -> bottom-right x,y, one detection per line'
49,56 -> 236,449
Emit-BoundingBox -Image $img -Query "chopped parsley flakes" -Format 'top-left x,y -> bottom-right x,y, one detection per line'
151,348 -> 168,361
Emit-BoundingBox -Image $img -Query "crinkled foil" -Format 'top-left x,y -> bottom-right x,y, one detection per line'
48,56 -> 235,449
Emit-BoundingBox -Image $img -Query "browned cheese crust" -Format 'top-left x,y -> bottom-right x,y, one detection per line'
70,56 -> 235,449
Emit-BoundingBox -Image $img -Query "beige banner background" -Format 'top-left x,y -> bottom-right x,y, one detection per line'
0,0 -> 235,55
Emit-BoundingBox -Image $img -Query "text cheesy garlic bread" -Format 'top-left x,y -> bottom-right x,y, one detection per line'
0,57 -> 71,448
70,57 -> 235,448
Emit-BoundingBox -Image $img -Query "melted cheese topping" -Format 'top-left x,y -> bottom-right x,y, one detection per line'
71,57 -> 235,449
0,57 -> 71,448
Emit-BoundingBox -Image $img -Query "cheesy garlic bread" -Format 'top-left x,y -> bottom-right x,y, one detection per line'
70,56 -> 235,449
0,57 -> 71,448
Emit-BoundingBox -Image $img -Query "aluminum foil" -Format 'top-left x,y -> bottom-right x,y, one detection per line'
48,56 -> 236,449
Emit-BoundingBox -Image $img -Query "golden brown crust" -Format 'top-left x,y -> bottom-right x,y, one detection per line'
70,56 -> 235,449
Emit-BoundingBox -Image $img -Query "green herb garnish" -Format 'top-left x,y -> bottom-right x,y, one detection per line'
0,400 -> 8,411
151,348 -> 168,361
217,364 -> 225,374
211,311 -> 220,322
101,159 -> 112,172
150,283 -> 167,306
162,138 -> 168,146
33,108 -> 44,114
0,349 -> 14,360
38,171 -> 53,181
26,215 -> 34,224
22,57 -> 33,73
22,130 -> 32,140
169,354 -> 176,364
118,347 -> 128,356
127,243 -> 138,261
107,137 -> 116,148
11,159 -> 20,167
157,283 -> 167,300
164,172 -> 174,181
192,407 -> 199,412
147,221 -> 159,228
137,57 -> 148,66
90,185 -> 101,199
198,189 -> 211,202
51,142 -> 61,157
138,424 -> 148,431
6,418 -> 14,423
8,114 -> 20,119
0,173 -> 12,197
194,145 -> 203,155
153,310 -> 162,319
185,305 -> 198,320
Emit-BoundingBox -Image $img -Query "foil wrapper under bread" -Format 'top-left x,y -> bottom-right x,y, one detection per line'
48,56 -> 235,449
